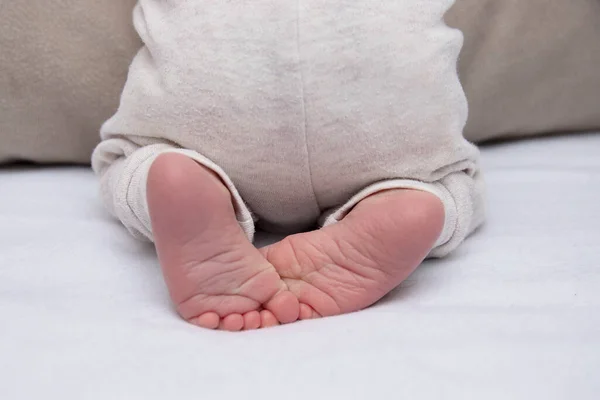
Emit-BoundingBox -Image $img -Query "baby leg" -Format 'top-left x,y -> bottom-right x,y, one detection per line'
93,138 -> 300,331
262,1 -> 485,319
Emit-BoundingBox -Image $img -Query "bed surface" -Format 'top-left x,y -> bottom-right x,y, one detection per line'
1,134 -> 599,399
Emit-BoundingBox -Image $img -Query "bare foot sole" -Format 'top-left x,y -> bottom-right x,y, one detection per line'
262,189 -> 445,319
146,153 -> 299,331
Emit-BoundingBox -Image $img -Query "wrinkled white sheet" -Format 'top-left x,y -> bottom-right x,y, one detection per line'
1,134 -> 599,399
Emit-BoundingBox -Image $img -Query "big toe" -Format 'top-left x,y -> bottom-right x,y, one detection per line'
264,291 -> 300,324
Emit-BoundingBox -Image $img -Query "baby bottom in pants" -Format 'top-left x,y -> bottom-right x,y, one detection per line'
92,0 -> 485,258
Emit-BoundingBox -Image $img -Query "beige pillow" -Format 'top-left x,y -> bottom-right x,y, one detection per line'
447,0 -> 600,143
1,0 -> 599,165
0,1 -> 140,164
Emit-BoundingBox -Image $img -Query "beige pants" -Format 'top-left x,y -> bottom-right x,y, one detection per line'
92,0 -> 485,258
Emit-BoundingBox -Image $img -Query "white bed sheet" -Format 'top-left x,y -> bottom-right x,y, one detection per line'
1,133 -> 599,399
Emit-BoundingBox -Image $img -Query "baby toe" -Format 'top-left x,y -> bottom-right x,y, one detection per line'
260,310 -> 280,328
220,314 -> 244,331
243,311 -> 261,330
193,312 -> 220,329
264,291 -> 300,324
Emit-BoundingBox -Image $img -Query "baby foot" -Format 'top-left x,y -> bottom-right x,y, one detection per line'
262,189 -> 445,319
147,153 -> 299,331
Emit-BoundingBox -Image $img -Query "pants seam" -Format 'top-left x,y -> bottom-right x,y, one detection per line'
296,0 -> 321,213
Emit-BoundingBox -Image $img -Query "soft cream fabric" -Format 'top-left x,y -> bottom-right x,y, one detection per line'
0,1 -> 141,164
92,0 -> 484,258
446,0 -> 600,142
